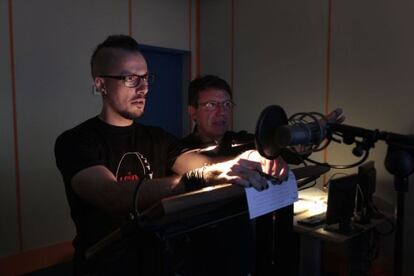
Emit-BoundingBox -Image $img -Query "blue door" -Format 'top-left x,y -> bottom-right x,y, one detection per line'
139,45 -> 189,138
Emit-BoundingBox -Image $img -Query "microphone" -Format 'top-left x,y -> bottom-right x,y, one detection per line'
255,105 -> 327,159
275,122 -> 326,147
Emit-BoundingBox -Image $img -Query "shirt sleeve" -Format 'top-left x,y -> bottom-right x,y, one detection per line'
163,131 -> 181,173
54,130 -> 104,184
147,126 -> 180,176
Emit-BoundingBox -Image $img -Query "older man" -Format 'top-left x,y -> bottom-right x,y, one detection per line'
180,75 -> 344,275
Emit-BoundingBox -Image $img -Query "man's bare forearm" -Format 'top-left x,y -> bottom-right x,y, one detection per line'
72,166 -> 185,217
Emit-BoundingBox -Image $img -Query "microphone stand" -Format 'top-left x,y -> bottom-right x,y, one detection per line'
329,123 -> 414,276
384,143 -> 414,276
254,105 -> 414,275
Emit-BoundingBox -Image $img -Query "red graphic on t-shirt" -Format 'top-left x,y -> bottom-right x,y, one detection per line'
119,171 -> 139,182
116,152 -> 152,184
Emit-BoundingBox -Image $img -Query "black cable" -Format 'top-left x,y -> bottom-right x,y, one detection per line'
303,149 -> 370,169
281,135 -> 370,170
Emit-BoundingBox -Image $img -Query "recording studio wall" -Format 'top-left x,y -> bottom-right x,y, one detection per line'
0,0 -> 196,263
2,0 -> 414,275
199,0 -> 414,274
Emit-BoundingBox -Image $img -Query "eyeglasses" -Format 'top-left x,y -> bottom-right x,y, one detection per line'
99,73 -> 155,88
198,100 -> 235,111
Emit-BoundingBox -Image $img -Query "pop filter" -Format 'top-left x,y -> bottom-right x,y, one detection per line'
255,105 -> 288,159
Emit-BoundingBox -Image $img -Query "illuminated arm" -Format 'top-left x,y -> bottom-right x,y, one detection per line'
71,150 -> 285,216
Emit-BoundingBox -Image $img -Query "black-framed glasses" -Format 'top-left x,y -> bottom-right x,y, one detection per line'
198,100 -> 235,111
99,73 -> 155,88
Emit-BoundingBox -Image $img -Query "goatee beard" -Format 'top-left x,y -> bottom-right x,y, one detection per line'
119,110 -> 144,120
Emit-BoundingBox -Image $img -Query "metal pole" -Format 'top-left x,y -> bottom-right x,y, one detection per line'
393,177 -> 408,276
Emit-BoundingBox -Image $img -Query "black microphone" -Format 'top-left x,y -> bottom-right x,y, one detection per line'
274,122 -> 326,147
255,105 -> 327,159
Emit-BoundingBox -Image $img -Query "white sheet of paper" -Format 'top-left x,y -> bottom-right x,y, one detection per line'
245,171 -> 298,219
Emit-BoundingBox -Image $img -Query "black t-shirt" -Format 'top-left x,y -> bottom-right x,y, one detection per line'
54,117 -> 179,272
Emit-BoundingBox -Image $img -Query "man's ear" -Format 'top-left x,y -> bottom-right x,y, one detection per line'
94,77 -> 106,94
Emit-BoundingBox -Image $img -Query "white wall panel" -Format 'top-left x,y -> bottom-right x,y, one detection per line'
133,0 -> 190,50
329,1 -> 414,273
234,0 -> 328,134
200,0 -> 232,82
0,0 -> 193,256
199,1 -> 414,273
13,0 -> 128,250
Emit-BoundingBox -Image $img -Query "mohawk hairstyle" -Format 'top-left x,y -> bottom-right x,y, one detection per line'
90,34 -> 141,78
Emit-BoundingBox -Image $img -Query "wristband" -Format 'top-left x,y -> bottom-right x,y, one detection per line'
181,165 -> 208,192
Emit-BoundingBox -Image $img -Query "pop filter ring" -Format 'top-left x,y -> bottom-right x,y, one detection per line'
255,105 -> 288,159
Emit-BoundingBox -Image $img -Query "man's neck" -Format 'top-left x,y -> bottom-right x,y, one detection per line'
99,110 -> 133,127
